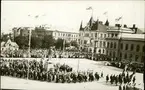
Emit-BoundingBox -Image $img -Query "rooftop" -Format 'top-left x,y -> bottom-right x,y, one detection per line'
120,33 -> 145,41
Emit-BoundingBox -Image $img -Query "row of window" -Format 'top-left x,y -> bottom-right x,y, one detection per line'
54,33 -> 78,38
108,33 -> 118,38
120,43 -> 145,52
107,42 -> 117,49
80,33 -> 107,38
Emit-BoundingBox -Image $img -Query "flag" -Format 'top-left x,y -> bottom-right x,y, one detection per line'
118,16 -> 122,20
86,7 -> 92,10
103,12 -> 108,15
35,15 -> 39,18
115,18 -> 119,21
115,16 -> 122,21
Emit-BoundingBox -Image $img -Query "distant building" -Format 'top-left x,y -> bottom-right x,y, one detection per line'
1,38 -> 19,51
52,30 -> 79,43
12,26 -> 79,43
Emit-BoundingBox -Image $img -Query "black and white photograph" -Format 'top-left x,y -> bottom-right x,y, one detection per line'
1,0 -> 144,90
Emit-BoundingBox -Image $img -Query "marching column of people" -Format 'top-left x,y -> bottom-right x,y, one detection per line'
0,59 -> 104,83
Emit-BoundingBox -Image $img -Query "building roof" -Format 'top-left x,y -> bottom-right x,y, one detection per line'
107,26 -> 134,33
136,28 -> 145,34
120,33 -> 145,41
1,39 -> 19,47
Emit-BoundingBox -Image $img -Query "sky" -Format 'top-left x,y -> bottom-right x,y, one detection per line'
1,1 -> 145,34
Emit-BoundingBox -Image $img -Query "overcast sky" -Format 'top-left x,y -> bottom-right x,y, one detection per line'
1,1 -> 144,34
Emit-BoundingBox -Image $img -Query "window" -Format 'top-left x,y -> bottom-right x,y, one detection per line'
124,53 -> 127,59
103,42 -> 106,47
115,34 -> 118,37
104,34 -> 106,38
110,42 -> 113,48
136,45 -> 140,52
101,34 -> 103,38
84,40 -> 87,44
111,34 -> 114,37
95,33 -> 97,37
100,41 -> 102,47
130,44 -> 134,51
108,33 -> 110,37
135,55 -> 139,61
114,42 -> 116,49
120,53 -> 122,58
113,52 -> 115,57
107,42 -> 110,48
121,43 -> 123,50
103,49 -> 105,53
125,44 -> 128,50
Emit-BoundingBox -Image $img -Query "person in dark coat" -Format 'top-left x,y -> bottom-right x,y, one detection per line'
106,75 -> 109,83
133,76 -> 136,84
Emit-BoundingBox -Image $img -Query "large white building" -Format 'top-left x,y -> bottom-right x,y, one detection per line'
106,24 -> 145,63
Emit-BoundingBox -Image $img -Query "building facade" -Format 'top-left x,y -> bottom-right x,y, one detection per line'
79,17 -> 108,55
106,24 -> 145,63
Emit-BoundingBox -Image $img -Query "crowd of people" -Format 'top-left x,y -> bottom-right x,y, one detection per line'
0,58 -> 103,83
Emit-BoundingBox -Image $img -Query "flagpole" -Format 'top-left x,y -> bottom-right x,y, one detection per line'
27,28 -> 32,80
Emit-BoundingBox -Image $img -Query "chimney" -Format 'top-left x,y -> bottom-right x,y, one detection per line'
124,24 -> 127,28
133,24 -> 136,28
115,24 -> 118,27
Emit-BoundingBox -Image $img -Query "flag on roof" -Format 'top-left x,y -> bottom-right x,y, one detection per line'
35,15 -> 39,18
86,7 -> 92,10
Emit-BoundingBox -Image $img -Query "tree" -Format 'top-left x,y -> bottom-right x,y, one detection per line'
31,36 -> 42,49
55,38 -> 63,50
14,36 -> 29,49
42,35 -> 55,49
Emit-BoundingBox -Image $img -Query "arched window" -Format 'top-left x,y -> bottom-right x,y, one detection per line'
121,43 -> 123,50
130,44 -> 134,51
136,45 -> 140,52
114,42 -> 116,49
125,44 -> 128,50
